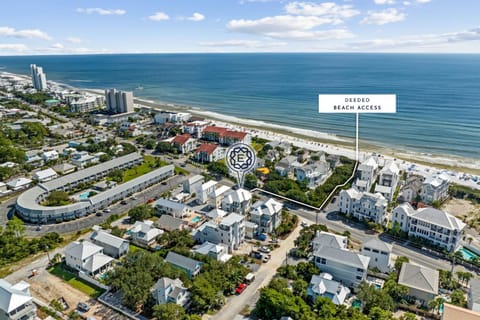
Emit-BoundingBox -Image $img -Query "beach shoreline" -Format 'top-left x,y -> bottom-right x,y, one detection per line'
4,71 -> 480,178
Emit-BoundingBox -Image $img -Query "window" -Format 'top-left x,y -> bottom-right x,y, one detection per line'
356,268 -> 363,272
356,275 -> 362,280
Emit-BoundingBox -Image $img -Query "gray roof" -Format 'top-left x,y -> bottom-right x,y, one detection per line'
155,198 -> 186,211
470,279 -> 480,306
312,231 -> 347,250
41,153 -> 142,192
314,246 -> 370,269
65,241 -> 103,260
220,213 -> 244,226
90,165 -> 174,205
165,252 -> 201,272
362,238 -> 392,253
0,279 -> 32,313
53,162 -> 76,173
156,215 -> 184,231
413,208 -> 466,231
398,263 -> 439,295
91,230 -> 128,249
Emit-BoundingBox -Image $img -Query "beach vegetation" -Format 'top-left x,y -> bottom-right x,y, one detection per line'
275,209 -> 298,238
15,91 -> 51,105
207,161 -> 229,177
0,217 -> 63,268
449,184 -> 480,204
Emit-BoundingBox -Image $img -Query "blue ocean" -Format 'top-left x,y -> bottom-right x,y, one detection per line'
1,53 -> 480,159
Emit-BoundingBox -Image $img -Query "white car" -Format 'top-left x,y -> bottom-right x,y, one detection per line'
301,220 -> 308,227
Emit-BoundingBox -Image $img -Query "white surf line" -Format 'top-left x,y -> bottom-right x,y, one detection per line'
252,113 -> 360,216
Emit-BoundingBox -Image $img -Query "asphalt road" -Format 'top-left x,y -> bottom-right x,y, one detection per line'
211,225 -> 302,320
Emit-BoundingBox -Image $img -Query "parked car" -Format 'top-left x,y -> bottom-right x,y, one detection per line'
120,200 -> 128,205
103,208 -> 111,213
77,302 -> 90,312
147,198 -> 154,204
255,233 -> 267,241
95,211 -> 103,216
250,251 -> 263,259
301,220 -> 308,227
269,238 -> 279,244
235,283 -> 247,294
262,255 -> 271,263
259,246 -> 271,253
244,273 -> 256,284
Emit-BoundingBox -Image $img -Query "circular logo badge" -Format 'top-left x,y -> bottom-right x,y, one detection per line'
226,143 -> 257,174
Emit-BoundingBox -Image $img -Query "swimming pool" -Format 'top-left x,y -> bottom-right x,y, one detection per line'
352,300 -> 362,309
192,216 -> 201,223
78,191 -> 91,200
458,247 -> 479,261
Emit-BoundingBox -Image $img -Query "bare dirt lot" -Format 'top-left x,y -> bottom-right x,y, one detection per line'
442,198 -> 480,231
27,269 -> 126,319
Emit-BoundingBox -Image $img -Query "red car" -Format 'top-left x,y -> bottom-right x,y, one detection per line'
146,198 -> 154,204
235,283 -> 247,294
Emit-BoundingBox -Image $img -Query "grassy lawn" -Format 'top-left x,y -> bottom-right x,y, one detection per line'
174,166 -> 189,175
251,142 -> 264,152
129,243 -> 148,253
48,263 -> 104,298
123,155 -> 164,182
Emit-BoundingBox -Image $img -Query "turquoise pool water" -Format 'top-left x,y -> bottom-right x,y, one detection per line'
352,300 -> 361,309
459,247 -> 479,261
78,191 -> 91,200
192,216 -> 201,223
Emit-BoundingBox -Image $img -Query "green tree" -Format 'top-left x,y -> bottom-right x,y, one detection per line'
128,204 -> 155,222
44,191 -> 71,206
292,279 -> 308,299
152,303 -> 186,320
157,230 -> 195,250
191,276 -> 224,313
357,282 -> 394,314
5,217 -> 26,238
155,141 -> 173,153
394,256 -> 409,272
145,139 -> 156,150
399,312 -> 417,320
450,289 -> 467,307
244,173 -> 258,189
368,307 -> 396,320
207,161 -> 229,177
108,169 -> 124,183
383,279 -> 408,302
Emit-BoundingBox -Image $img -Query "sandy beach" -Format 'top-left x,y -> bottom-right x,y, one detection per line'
4,71 -> 480,188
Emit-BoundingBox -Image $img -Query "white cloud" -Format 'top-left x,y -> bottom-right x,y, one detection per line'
374,0 -> 396,4
416,0 -> 431,3
0,26 -> 51,40
284,2 -> 360,18
0,44 -> 29,52
148,12 -> 170,21
66,37 -> 82,43
361,8 -> 405,25
347,26 -> 480,50
227,15 -> 354,40
199,40 -> 287,48
50,43 -> 64,49
403,1 -> 411,5
187,13 -> 205,22
76,8 -> 126,15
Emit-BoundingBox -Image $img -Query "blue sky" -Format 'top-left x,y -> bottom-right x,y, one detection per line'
1,0 -> 479,55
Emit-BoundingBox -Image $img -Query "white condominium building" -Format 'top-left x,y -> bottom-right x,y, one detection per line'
30,64 -> 47,91
421,174 -> 450,204
195,213 -> 245,253
392,203 -> 465,251
339,188 -> 388,224
375,161 -> 400,201
105,88 -> 134,114
354,156 -> 379,192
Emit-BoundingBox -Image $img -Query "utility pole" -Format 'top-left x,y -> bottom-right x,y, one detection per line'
45,245 -> 51,262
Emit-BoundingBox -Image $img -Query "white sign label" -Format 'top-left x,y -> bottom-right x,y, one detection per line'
318,94 -> 396,113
